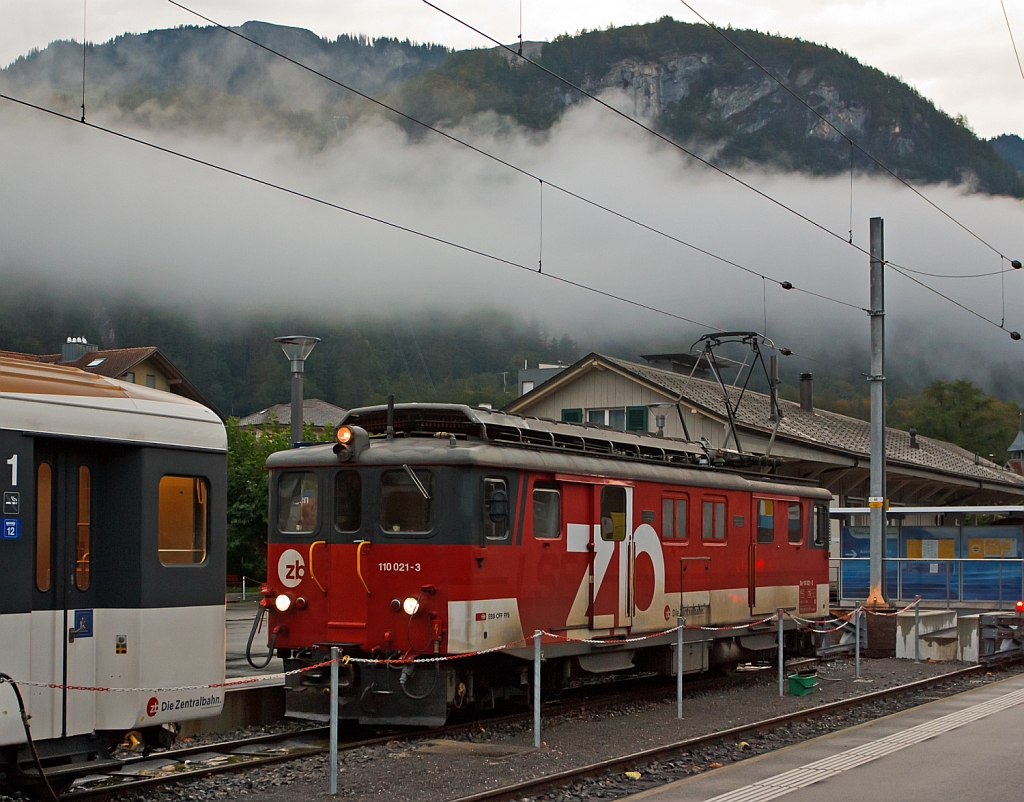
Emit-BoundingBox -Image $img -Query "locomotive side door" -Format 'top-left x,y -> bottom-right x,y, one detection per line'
563,481 -> 634,631
31,440 -> 100,740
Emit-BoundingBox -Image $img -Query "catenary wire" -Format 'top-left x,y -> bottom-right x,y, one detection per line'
0,91 -> 734,335
677,0 -> 1020,271
1001,0 -> 1024,85
423,1 -> 1021,336
164,0 -> 866,314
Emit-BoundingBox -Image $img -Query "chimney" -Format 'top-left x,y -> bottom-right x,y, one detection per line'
61,336 -> 98,363
909,428 -> 919,449
799,372 -> 813,413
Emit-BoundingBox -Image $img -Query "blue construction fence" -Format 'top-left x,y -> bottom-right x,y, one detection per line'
837,524 -> 1024,604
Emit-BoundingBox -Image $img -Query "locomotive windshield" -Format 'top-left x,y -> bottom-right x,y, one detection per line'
278,471 -> 319,533
381,469 -> 434,534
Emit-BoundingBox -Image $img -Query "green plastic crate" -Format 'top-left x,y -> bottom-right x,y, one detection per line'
788,672 -> 817,696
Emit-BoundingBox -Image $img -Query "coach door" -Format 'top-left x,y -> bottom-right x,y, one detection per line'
563,480 -> 634,631
31,441 -> 100,739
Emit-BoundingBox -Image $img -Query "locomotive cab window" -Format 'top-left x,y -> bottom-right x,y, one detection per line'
600,486 -> 627,541
483,478 -> 509,540
662,495 -> 688,540
334,471 -> 362,533
158,476 -> 209,565
381,469 -> 434,534
756,499 -> 775,544
702,498 -> 726,541
811,504 -> 830,548
533,485 -> 561,539
788,502 -> 803,544
278,472 -> 319,534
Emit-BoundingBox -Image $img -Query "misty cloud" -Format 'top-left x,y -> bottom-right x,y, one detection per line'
1,90 -> 1022,395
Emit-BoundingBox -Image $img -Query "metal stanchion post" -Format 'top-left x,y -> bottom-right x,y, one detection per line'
999,562 -> 1003,611
329,647 -> 339,795
777,609 -> 784,697
914,597 -> 921,662
242,576 -> 246,602
677,618 -> 684,719
533,631 -> 541,748
855,607 -> 862,679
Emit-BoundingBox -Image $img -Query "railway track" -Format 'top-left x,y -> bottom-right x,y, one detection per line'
55,664 -> 795,799
54,660 -> 978,800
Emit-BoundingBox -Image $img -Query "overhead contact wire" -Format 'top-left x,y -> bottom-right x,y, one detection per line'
165,0 -> 864,313
0,91 -> 724,334
1001,0 -> 1024,85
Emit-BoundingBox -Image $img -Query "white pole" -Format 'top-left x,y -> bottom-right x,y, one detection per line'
676,618 -> 684,719
533,631 -> 541,748
855,607 -> 862,678
777,609 -> 784,696
242,576 -> 247,602
329,647 -> 339,795
914,597 -> 921,662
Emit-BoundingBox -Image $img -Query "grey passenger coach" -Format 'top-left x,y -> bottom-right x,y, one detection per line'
0,356 -> 226,793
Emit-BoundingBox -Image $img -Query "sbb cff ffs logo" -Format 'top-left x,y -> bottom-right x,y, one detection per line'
277,549 -> 306,589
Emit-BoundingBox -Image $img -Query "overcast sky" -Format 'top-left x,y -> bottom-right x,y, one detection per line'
1,1 -> 1022,139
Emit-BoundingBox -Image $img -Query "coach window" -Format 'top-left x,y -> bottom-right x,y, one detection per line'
158,476 -> 209,565
381,469 -> 434,534
36,462 -> 53,592
75,466 -> 91,590
702,498 -> 726,541
600,486 -> 627,541
278,472 -> 319,534
334,471 -> 362,533
662,495 -> 688,541
811,504 -> 829,548
533,485 -> 561,539
483,478 -> 509,540
788,502 -> 803,544
756,499 -> 775,544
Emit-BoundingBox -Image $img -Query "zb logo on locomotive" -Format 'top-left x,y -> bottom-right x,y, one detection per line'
277,549 -> 306,589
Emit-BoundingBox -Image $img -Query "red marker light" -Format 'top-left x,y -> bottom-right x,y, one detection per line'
1016,600 -> 1023,615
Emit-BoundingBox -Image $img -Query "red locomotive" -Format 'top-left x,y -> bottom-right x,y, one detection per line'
256,403 -> 831,726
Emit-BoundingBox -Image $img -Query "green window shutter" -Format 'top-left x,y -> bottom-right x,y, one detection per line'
561,408 -> 583,424
625,406 -> 648,432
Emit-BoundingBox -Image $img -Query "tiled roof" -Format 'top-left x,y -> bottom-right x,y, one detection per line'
238,399 -> 348,428
57,347 -> 160,378
1008,429 -> 1024,454
600,355 -> 1024,489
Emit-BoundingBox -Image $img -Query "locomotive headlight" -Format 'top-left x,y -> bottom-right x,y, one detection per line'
274,594 -> 293,613
403,597 -> 420,616
336,426 -> 353,445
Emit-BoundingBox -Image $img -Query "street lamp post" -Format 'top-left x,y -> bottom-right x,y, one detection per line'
275,336 -> 320,447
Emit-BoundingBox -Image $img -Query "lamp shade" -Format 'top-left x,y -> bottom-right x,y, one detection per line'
275,335 -> 320,365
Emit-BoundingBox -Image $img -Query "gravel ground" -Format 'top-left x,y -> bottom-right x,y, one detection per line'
2,659 -> 1016,802
54,658 -> 1017,802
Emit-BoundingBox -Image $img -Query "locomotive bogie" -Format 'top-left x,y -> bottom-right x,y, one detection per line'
264,405 -> 832,727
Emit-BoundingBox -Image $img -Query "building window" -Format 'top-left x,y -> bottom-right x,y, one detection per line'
600,486 -> 627,541
561,408 -> 583,424
125,371 -> 135,383
662,496 -> 688,540
380,469 -> 434,534
483,478 -> 509,540
757,499 -> 775,544
532,487 -> 560,539
75,466 -> 91,590
702,498 -> 726,541
788,502 -> 803,544
586,406 -> 648,431
334,471 -> 361,533
36,462 -> 53,592
158,476 -> 208,565
521,381 -> 535,394
145,374 -> 156,388
278,472 -> 319,533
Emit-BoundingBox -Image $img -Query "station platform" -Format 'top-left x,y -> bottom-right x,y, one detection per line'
625,672 -> 1024,802
225,600 -> 284,683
